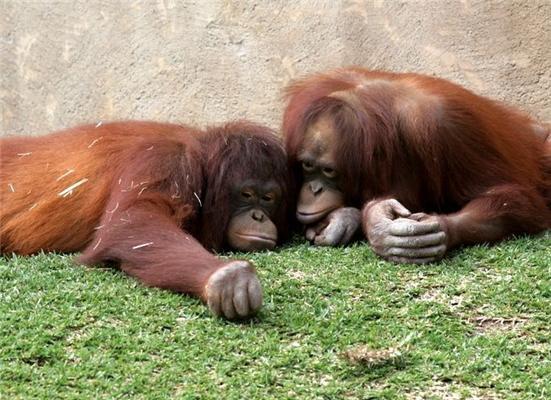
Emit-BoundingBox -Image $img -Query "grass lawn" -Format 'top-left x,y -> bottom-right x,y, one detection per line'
1,232 -> 549,399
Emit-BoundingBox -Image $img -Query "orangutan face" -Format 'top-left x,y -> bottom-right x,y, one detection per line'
295,115 -> 345,225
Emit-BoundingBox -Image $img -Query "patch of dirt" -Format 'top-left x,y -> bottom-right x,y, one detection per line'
341,344 -> 403,366
341,333 -> 415,367
468,315 -> 528,334
418,288 -> 466,310
288,270 -> 307,280
406,380 -> 503,400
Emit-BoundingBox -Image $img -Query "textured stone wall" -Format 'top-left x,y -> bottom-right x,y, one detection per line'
1,0 -> 550,136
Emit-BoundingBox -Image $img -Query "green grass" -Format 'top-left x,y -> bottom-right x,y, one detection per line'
1,233 -> 550,399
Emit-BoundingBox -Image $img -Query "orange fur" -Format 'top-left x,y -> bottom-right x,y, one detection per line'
283,68 -> 550,248
1,122 -> 199,254
1,120 -> 291,308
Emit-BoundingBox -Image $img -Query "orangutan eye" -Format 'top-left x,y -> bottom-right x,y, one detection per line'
241,190 -> 254,199
322,167 -> 337,178
302,161 -> 315,171
261,193 -> 274,202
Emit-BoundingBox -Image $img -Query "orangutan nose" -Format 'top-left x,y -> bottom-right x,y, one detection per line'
309,180 -> 324,196
251,209 -> 265,222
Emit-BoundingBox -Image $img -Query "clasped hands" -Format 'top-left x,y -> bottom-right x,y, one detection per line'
305,199 -> 448,264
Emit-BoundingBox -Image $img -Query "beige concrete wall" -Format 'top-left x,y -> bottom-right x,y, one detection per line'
1,0 -> 550,136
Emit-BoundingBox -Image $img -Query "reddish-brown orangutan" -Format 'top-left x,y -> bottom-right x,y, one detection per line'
1,120 -> 291,319
283,67 -> 550,264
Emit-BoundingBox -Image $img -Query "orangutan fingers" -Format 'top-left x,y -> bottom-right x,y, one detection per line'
386,199 -> 412,218
366,199 -> 409,221
384,231 -> 446,249
305,218 -> 330,242
247,277 -> 263,314
389,218 -> 441,236
232,278 -> 250,317
371,243 -> 441,264
386,244 -> 447,259
314,219 -> 345,245
408,212 -> 431,221
207,287 -> 222,317
222,285 -> 237,320
313,207 -> 361,246
386,256 -> 440,265
342,217 -> 362,244
314,226 -> 346,246
206,261 -> 262,319
341,225 -> 357,245
305,227 -> 317,241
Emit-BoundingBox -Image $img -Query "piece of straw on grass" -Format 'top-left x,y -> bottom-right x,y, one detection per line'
341,332 -> 415,366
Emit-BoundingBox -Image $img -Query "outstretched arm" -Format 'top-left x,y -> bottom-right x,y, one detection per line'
79,192 -> 262,320
362,184 -> 549,264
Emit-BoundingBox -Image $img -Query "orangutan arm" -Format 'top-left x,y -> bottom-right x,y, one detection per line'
362,184 -> 550,264
78,192 -> 262,320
